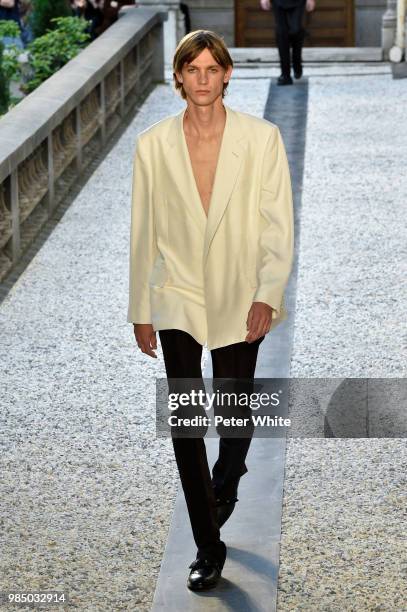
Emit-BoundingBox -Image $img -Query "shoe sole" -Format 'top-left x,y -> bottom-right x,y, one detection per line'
187,573 -> 222,590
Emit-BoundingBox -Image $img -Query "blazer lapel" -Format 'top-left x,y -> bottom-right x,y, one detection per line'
166,107 -> 207,233
166,103 -> 247,267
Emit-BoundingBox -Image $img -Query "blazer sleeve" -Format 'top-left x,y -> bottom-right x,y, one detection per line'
253,126 -> 294,318
127,135 -> 158,324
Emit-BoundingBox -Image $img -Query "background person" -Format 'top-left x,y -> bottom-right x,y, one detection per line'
71,0 -> 104,40
19,0 -> 34,46
260,0 -> 316,85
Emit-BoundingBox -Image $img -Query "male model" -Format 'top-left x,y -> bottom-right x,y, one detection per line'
127,30 -> 294,590
260,0 -> 316,85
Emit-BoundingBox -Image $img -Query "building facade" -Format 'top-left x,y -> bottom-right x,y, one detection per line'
136,1 -> 402,63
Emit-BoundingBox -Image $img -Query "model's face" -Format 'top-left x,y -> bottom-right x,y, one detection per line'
176,48 -> 232,105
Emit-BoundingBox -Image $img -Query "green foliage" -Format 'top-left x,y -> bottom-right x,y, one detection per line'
0,41 -> 11,115
0,14 -> 91,115
30,0 -> 72,38
0,19 -> 21,38
0,21 -> 23,115
0,22 -> 21,85
0,44 -> 20,83
22,16 -> 91,94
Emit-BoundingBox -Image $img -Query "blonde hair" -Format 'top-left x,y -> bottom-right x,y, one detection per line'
173,30 -> 233,100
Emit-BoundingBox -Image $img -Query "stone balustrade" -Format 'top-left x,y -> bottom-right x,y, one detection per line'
0,7 -> 167,282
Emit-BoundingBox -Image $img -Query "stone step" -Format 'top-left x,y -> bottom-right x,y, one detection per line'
229,46 -> 383,62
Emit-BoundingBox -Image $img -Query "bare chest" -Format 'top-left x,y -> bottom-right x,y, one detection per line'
184,134 -> 223,218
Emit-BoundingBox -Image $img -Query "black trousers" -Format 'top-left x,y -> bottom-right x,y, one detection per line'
159,329 -> 264,561
272,1 -> 306,77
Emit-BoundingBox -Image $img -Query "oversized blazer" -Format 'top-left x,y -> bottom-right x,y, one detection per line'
127,102 -> 294,350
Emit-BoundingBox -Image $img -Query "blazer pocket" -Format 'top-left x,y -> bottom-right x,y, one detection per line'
149,255 -> 169,288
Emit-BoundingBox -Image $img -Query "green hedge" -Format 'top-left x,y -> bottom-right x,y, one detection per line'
0,20 -> 21,114
22,16 -> 91,94
0,16 -> 91,115
0,40 -> 10,115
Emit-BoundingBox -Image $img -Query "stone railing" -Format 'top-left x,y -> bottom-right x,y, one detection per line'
0,7 -> 167,282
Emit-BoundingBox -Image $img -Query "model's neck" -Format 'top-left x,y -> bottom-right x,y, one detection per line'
183,102 -> 226,140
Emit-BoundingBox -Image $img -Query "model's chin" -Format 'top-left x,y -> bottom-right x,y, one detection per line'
186,93 -> 222,106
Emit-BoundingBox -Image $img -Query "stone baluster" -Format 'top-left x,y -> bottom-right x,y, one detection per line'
382,0 -> 398,59
135,1 -> 186,66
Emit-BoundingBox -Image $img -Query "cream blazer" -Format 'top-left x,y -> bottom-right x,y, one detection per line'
127,103 -> 294,350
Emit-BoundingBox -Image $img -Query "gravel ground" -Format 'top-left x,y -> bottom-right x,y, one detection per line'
278,68 -> 407,611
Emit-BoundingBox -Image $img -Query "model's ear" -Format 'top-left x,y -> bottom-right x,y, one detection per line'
224,65 -> 233,83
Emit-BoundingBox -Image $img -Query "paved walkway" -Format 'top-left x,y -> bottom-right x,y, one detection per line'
0,63 -> 406,611
150,75 -> 308,611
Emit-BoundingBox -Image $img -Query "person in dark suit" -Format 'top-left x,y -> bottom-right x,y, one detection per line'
260,0 -> 316,85
94,0 -> 135,36
71,0 -> 104,40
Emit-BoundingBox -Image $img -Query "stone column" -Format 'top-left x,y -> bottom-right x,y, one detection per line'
389,0 -> 407,61
136,1 -> 186,67
382,0 -> 397,59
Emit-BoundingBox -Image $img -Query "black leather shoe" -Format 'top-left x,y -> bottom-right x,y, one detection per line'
293,65 -> 303,79
215,496 -> 238,528
277,74 -> 293,86
187,554 -> 225,591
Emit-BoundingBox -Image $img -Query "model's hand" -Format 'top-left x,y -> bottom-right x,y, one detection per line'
245,302 -> 274,343
260,0 -> 271,10
306,0 -> 315,12
133,323 -> 157,358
